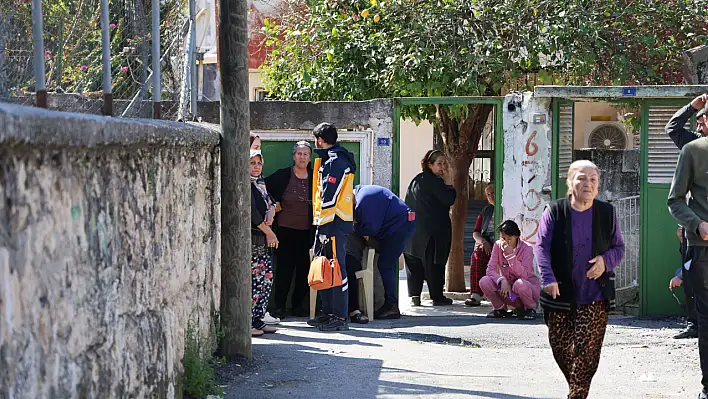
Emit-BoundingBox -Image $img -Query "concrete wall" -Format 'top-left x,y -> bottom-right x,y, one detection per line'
0,103 -> 221,398
501,92 -> 553,245
249,99 -> 394,189
574,148 -> 640,201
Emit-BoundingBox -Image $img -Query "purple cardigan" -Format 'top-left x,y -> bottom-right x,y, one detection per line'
534,206 -> 625,304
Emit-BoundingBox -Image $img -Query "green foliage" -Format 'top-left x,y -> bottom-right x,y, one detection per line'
3,0 -> 185,98
261,0 -> 708,122
183,322 -> 224,399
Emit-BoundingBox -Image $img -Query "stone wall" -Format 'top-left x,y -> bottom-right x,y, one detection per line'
574,148 -> 640,201
0,103 -> 221,398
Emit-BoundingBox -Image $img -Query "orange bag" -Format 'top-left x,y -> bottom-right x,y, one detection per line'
308,236 -> 344,291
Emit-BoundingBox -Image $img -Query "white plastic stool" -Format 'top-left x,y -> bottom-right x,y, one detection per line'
308,246 -> 377,320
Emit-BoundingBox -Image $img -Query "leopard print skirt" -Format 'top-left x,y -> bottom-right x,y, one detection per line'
544,300 -> 609,399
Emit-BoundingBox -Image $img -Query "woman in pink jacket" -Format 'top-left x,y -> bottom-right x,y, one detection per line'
479,220 -> 540,320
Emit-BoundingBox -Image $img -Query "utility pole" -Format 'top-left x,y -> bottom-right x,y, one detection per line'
218,0 -> 251,359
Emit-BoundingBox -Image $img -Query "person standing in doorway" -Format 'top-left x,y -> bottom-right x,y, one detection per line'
535,160 -> 625,399
403,150 -> 456,306
353,184 -> 417,319
266,141 -> 314,319
250,133 -> 261,150
667,118 -> 708,399
466,183 -> 495,307
309,122 -> 357,332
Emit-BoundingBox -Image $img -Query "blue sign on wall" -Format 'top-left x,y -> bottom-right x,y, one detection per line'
377,137 -> 391,146
622,87 -> 637,97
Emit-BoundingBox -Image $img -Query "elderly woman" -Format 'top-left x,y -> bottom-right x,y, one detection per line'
535,159 -> 624,399
479,220 -> 539,320
403,149 -> 456,306
250,149 -> 278,336
265,141 -> 314,318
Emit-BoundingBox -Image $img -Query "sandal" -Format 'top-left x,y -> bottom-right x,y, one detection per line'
349,310 -> 369,324
486,309 -> 513,318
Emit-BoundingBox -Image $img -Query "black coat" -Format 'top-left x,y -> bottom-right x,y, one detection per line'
251,183 -> 268,246
403,170 -> 456,264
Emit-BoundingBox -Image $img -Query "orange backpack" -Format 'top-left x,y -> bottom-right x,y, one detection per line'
308,236 -> 344,291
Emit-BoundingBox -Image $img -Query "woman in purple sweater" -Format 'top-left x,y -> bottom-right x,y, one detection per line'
534,160 -> 624,399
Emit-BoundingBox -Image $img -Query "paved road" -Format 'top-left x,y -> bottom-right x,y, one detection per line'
224,296 -> 699,399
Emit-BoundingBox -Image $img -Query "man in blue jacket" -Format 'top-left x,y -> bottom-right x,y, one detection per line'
310,122 -> 357,332
353,185 -> 416,319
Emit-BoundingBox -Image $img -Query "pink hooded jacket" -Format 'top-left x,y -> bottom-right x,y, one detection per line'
486,239 -> 540,290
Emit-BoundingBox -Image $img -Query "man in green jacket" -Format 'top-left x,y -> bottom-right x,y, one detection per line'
667,94 -> 708,399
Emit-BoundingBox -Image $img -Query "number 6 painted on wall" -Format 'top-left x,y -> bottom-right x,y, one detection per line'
525,131 -> 538,157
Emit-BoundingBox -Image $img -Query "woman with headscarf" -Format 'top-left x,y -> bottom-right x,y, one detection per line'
535,159 -> 625,399
250,133 -> 261,150
403,149 -> 456,306
265,141 -> 314,318
250,149 -> 278,337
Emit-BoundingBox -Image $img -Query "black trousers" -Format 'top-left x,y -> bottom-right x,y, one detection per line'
346,253 -> 361,313
272,226 -> 311,312
683,265 -> 697,326
689,246 -> 708,391
404,238 -> 445,301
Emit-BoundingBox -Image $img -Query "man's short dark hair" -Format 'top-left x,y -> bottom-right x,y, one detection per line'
313,122 -> 338,145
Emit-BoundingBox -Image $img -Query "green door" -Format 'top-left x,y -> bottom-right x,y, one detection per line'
260,139 -> 361,185
640,100 -> 687,316
552,100 -> 574,199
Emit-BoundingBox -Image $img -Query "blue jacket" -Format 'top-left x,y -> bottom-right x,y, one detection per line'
354,185 -> 410,239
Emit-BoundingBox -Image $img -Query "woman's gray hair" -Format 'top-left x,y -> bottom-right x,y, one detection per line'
566,160 -> 600,197
292,140 -> 312,154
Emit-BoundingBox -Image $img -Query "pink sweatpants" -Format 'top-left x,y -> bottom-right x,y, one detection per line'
479,275 -> 539,310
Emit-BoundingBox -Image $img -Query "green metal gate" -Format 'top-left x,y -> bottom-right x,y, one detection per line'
640,99 -> 687,316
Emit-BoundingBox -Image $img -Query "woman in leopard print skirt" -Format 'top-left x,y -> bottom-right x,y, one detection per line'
534,160 -> 625,399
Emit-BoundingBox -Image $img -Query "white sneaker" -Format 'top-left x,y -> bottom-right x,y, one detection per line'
263,312 -> 280,325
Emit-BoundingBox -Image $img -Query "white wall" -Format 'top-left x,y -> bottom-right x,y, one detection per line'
399,119 -> 434,198
248,69 -> 264,101
501,93 -> 552,245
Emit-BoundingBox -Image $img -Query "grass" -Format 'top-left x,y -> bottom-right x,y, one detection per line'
183,322 -> 224,399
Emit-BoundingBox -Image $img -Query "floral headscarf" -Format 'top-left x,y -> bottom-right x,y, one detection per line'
250,149 -> 276,225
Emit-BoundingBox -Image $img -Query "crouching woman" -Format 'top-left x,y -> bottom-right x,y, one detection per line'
479,220 -> 539,320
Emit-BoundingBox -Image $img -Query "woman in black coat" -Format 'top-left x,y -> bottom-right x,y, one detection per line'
264,141 -> 314,318
403,149 -> 456,306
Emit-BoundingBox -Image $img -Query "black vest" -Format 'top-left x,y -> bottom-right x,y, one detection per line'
539,198 -> 617,312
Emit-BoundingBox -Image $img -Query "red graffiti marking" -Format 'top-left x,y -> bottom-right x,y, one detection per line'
522,160 -> 536,166
524,189 -> 542,211
522,219 -> 539,245
525,130 -> 538,156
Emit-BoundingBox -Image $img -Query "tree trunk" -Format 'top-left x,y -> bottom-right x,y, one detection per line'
445,151 -> 472,292
437,103 -> 495,292
0,8 -> 7,98
218,0 -> 251,359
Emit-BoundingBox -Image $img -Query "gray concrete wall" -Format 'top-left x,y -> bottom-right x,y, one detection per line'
574,148 -> 640,201
0,103 -> 221,398
6,96 -> 394,189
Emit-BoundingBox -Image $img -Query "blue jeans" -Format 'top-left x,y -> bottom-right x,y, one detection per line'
377,220 -> 416,305
313,227 -> 349,319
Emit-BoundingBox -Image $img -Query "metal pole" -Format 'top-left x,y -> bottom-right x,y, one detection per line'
100,0 -> 113,116
189,0 -> 198,117
55,17 -> 64,87
151,0 -> 161,118
31,0 -> 47,108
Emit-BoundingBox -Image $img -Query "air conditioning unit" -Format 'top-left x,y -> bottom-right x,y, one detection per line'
583,121 -> 633,149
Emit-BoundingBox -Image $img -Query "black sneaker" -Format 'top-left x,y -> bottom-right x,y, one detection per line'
411,296 -> 421,306
317,317 -> 349,332
698,391 -> 707,399
518,309 -> 537,320
432,297 -> 453,306
674,327 -> 699,339
465,297 -> 481,307
307,313 -> 331,327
